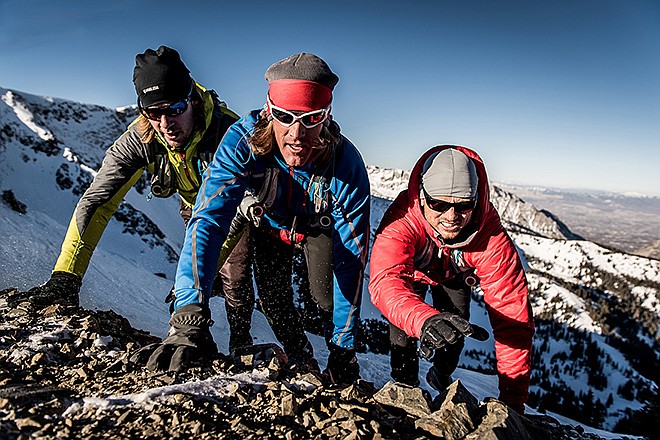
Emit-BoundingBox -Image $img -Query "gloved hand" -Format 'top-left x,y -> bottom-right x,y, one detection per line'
164,286 -> 176,314
7,271 -> 81,308
131,303 -> 218,372
419,313 -> 489,360
324,342 -> 360,385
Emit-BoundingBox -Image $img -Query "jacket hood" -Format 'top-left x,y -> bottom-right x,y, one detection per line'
407,145 -> 492,248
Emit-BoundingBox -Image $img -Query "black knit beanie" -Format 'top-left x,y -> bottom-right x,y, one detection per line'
133,46 -> 193,108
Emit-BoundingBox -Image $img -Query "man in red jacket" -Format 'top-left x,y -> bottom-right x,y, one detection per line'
369,145 -> 534,413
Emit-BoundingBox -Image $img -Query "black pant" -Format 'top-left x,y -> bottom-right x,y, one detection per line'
226,225 -> 334,360
216,227 -> 255,351
389,276 -> 471,387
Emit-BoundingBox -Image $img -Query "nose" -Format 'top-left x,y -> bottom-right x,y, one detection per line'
443,206 -> 461,219
159,114 -> 174,127
287,121 -> 306,139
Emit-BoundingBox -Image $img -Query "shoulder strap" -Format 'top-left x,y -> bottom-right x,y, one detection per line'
209,89 -> 239,142
254,166 -> 279,210
449,249 -> 479,286
309,143 -> 336,214
309,175 -> 330,214
196,90 -> 240,173
197,90 -> 238,152
148,140 -> 176,198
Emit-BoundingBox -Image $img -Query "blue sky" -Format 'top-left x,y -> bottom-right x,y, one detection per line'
2,0 -> 659,196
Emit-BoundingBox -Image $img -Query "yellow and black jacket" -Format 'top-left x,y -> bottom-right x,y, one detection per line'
54,83 -> 239,278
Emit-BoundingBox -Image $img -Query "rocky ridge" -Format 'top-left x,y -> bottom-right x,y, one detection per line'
0,288 -> 615,440
637,238 -> 660,261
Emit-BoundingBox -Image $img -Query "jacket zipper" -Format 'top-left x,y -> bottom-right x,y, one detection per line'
287,166 -> 294,207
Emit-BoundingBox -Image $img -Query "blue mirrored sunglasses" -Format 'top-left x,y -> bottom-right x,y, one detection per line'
139,96 -> 190,120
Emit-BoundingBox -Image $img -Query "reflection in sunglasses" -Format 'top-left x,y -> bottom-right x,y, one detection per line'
139,99 -> 190,121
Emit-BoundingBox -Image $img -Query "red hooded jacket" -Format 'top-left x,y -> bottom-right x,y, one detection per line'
369,145 -> 534,410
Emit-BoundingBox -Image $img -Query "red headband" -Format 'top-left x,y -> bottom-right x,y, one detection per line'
268,79 -> 332,111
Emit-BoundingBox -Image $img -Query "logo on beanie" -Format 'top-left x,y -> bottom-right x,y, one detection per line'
142,85 -> 160,94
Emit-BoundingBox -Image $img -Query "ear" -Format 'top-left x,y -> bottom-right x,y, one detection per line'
419,187 -> 428,209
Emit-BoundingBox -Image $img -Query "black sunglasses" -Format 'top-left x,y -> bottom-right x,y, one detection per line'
423,189 -> 476,214
139,94 -> 191,121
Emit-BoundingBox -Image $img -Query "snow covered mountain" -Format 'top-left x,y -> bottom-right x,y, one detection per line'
1,87 -> 657,438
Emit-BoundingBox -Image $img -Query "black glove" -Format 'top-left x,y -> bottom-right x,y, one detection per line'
131,303 -> 218,373
164,286 -> 176,314
324,343 -> 360,385
419,313 -> 489,360
8,271 -> 81,308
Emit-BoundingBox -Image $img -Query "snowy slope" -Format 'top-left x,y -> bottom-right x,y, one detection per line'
1,87 -> 657,436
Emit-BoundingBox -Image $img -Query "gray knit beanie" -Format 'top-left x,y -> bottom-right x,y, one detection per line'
265,53 -> 339,90
421,149 -> 478,199
265,53 -> 338,110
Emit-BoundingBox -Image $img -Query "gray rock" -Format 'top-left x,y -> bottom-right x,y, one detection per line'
280,392 -> 297,416
373,381 -> 431,419
416,380 -> 481,439
465,399 -> 533,440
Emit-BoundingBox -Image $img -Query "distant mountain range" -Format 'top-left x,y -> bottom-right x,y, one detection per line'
1,87 -> 658,437
497,184 -> 660,260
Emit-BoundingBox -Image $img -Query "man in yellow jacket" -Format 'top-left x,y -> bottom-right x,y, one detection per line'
15,46 -> 253,350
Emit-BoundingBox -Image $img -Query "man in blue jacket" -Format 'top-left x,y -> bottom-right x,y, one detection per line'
143,53 -> 371,384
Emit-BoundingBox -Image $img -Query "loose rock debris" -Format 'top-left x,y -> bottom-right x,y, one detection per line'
0,288 -> 607,439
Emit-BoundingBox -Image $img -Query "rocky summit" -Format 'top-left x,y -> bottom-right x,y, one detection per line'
0,288 -> 611,439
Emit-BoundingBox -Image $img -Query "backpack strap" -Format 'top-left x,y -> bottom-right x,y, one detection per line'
149,140 -> 176,199
196,89 -> 239,175
449,249 -> 479,287
255,166 -> 279,210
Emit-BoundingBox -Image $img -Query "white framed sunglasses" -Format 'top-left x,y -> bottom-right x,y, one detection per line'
267,98 -> 330,129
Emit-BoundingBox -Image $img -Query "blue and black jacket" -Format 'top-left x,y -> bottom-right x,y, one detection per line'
173,110 -> 371,349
